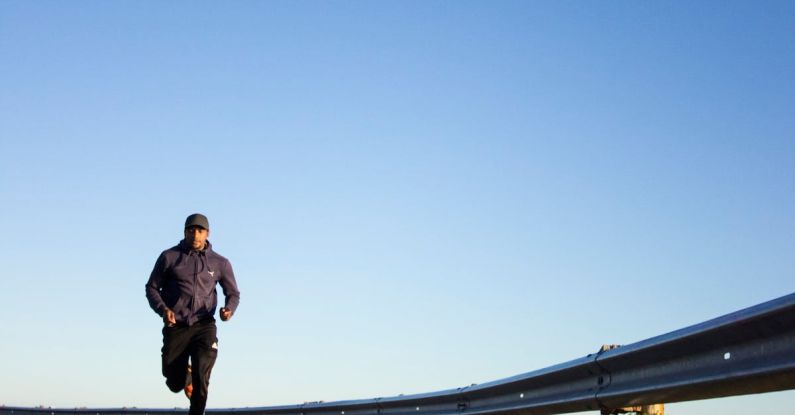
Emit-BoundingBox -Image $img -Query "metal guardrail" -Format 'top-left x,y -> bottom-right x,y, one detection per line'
4,292 -> 795,415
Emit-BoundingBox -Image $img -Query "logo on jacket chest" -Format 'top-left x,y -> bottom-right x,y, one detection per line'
208,271 -> 215,277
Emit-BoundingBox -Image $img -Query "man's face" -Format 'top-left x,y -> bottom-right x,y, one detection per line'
184,226 -> 209,250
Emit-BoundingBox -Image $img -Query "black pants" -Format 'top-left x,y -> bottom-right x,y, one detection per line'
162,319 -> 218,415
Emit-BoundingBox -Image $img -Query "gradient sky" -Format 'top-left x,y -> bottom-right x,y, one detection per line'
1,1 -> 793,413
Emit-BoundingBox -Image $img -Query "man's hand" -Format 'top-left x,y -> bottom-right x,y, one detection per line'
162,308 -> 176,327
220,307 -> 233,321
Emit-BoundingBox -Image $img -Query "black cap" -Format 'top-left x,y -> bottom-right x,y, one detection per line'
185,213 -> 209,230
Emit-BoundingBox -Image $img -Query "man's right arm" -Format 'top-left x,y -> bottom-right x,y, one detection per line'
145,252 -> 169,317
146,253 -> 177,326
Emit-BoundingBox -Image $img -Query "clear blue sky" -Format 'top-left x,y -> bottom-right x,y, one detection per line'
1,1 -> 793,413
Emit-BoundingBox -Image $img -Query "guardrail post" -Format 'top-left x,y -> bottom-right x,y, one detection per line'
640,404 -> 664,415
601,404 -> 664,415
597,345 -> 664,415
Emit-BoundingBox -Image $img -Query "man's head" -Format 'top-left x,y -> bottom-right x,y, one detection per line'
184,213 -> 210,250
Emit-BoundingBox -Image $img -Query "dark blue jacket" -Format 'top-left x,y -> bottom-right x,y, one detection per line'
146,240 -> 240,326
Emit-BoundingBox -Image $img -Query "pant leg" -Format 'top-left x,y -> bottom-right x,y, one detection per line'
161,325 -> 191,393
189,320 -> 218,415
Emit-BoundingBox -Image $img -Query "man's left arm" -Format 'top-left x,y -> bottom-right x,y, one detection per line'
218,258 -> 240,321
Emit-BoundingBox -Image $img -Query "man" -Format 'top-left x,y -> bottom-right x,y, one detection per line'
146,213 -> 240,414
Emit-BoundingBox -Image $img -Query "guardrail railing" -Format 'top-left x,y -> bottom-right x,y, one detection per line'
4,292 -> 795,415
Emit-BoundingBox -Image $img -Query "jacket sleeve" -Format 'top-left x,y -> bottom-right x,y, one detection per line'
145,252 -> 168,316
220,258 -> 241,314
